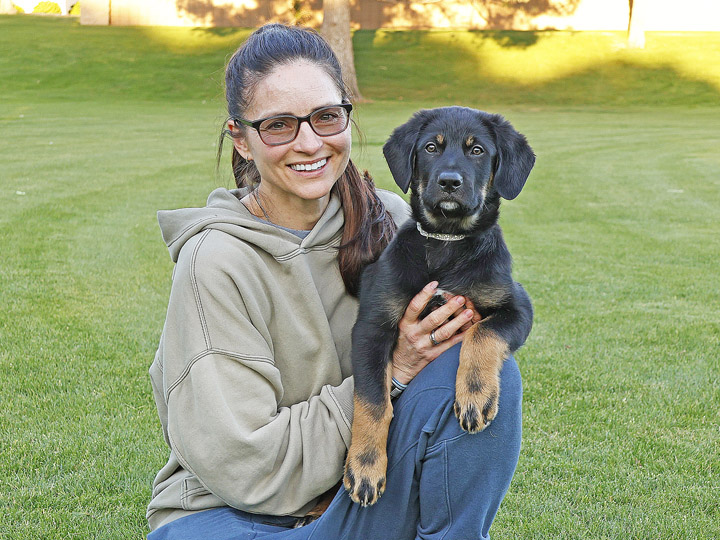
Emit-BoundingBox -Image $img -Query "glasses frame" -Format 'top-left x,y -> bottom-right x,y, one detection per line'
234,103 -> 353,147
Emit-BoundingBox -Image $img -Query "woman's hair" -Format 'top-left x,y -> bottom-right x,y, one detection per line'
219,24 -> 396,296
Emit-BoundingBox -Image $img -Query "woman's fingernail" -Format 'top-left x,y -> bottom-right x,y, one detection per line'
428,281 -> 439,290
464,309 -> 473,318
455,296 -> 465,304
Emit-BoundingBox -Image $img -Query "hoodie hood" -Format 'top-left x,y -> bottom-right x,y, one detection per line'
158,188 -> 345,263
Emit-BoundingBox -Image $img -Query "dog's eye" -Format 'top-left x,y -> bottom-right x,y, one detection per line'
425,142 -> 437,153
471,145 -> 485,155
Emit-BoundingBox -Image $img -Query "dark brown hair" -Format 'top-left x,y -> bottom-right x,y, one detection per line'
219,24 -> 395,295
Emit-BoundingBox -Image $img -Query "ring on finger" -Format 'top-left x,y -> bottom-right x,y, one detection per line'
430,330 -> 442,346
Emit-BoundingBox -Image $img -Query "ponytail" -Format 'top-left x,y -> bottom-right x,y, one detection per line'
334,160 -> 396,296
230,146 -> 261,189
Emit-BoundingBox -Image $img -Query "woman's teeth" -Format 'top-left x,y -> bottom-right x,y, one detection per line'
290,158 -> 327,171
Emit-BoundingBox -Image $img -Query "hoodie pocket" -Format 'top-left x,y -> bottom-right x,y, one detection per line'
180,476 -> 221,511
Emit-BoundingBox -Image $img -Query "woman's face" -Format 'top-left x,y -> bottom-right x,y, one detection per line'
232,60 -> 352,217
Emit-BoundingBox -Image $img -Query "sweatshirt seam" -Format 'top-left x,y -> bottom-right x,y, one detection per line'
190,229 -> 212,350
275,233 -> 343,261
326,385 -> 352,431
165,348 -> 274,400
167,431 -> 225,511
166,215 -> 223,249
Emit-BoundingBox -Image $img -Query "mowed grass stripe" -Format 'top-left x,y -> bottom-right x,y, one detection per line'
1,15 -> 718,540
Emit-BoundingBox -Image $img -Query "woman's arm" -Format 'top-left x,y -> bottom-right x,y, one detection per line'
155,233 -> 353,516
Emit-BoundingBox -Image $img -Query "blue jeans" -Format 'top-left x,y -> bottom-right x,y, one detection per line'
148,345 -> 522,540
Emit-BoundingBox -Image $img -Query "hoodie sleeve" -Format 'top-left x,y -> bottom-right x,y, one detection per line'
377,188 -> 412,228
157,231 -> 352,516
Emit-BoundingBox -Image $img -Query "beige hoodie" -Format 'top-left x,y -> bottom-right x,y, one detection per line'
147,187 -> 409,530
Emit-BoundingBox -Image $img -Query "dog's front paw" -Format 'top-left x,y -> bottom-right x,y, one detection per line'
454,371 -> 500,433
343,446 -> 387,506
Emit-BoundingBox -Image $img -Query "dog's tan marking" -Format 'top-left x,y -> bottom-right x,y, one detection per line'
383,292 -> 410,327
465,135 -> 475,147
454,325 -> 508,433
475,285 -> 512,309
436,134 -> 444,145
344,365 -> 393,506
420,204 -> 441,228
460,212 -> 481,231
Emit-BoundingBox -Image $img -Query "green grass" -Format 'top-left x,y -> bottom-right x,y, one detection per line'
1,15 -> 719,539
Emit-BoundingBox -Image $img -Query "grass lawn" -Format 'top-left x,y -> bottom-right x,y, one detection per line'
1,14 -> 719,539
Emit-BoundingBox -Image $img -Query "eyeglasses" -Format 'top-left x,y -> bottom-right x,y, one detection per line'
234,103 -> 353,146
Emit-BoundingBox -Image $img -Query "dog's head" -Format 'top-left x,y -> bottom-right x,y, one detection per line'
383,107 -> 535,235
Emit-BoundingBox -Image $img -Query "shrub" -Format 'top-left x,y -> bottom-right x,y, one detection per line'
13,3 -> 24,12
70,2 -> 80,15
32,1 -> 61,14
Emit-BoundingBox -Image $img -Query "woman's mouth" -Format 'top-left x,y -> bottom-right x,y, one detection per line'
289,158 -> 327,172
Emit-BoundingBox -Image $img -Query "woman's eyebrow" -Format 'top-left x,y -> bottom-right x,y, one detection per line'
255,102 -> 340,119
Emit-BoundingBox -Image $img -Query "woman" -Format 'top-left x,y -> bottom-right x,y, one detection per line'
147,23 -> 522,540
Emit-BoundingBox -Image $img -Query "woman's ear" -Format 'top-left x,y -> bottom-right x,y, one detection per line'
228,120 -> 252,161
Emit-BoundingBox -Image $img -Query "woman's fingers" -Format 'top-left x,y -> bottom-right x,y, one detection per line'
403,281 -> 439,323
464,298 -> 484,325
433,329 -> 465,354
419,295 -> 466,333
432,307 -> 474,345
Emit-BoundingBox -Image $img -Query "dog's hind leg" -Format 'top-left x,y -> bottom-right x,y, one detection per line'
344,324 -> 395,506
454,323 -> 509,433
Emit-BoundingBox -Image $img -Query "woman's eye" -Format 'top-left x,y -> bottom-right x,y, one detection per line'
471,145 -> 485,155
425,142 -> 437,153
267,120 -> 290,131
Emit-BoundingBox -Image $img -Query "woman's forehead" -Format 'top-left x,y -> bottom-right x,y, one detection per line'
244,60 -> 343,120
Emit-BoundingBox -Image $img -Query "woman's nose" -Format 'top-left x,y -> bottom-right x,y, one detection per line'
292,121 -> 323,154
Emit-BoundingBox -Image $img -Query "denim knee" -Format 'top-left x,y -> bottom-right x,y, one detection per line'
390,345 -> 523,539
390,344 -> 521,454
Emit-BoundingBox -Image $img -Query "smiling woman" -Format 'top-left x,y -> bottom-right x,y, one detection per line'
146,23 -> 521,540
227,61 -> 354,231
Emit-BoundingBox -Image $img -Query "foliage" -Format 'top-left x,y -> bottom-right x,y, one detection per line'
69,1 -> 79,16
32,1 -> 61,14
0,15 -> 718,539
13,3 -> 24,12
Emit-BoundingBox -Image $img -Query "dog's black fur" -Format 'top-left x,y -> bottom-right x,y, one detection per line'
344,107 -> 535,506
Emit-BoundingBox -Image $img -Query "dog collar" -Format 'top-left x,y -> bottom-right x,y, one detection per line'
416,222 -> 467,242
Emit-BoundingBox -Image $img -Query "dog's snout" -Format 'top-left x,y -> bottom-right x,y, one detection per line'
437,172 -> 463,193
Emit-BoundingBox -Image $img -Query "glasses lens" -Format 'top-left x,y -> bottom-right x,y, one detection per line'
310,106 -> 350,136
258,116 -> 298,145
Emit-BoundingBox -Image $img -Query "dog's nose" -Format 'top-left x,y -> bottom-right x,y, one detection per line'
437,172 -> 463,193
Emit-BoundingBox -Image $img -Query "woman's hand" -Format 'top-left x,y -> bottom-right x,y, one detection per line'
392,281 -> 483,385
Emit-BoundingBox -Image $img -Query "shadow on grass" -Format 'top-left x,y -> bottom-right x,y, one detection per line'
353,30 -> 720,107
1,16 -> 719,107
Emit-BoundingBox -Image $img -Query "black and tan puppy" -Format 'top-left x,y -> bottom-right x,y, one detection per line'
343,107 -> 535,506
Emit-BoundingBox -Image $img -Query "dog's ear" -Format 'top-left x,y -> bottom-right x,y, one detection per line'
490,114 -> 535,200
383,110 -> 432,193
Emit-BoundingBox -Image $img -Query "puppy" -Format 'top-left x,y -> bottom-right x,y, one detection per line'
343,107 -> 535,506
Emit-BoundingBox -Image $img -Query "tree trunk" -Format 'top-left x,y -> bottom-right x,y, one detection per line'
0,0 -> 16,15
321,0 -> 363,101
627,0 -> 646,49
